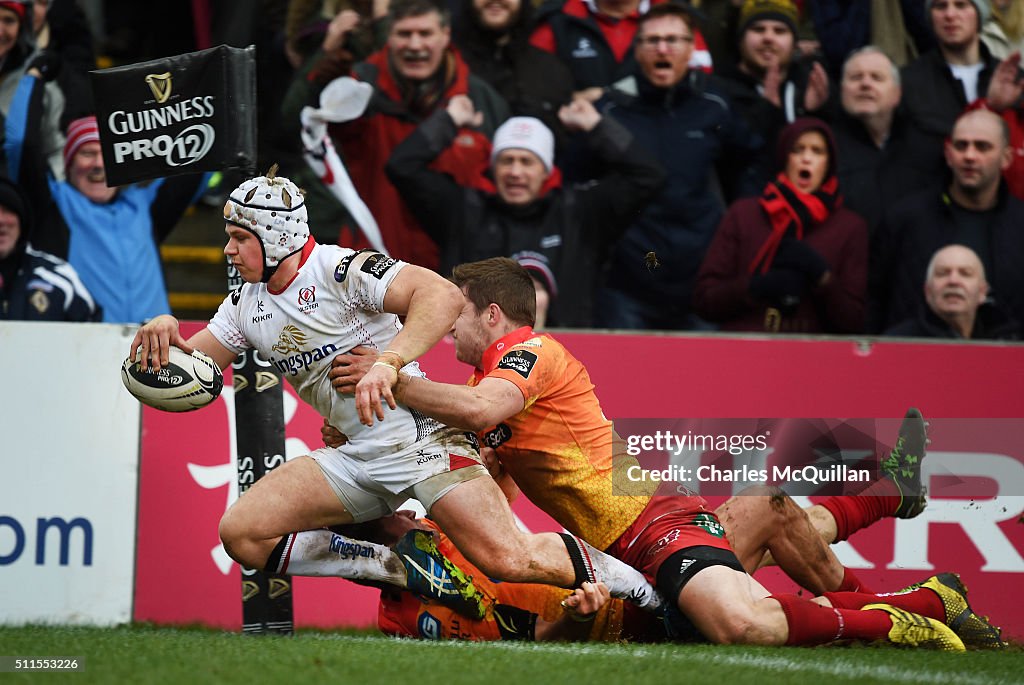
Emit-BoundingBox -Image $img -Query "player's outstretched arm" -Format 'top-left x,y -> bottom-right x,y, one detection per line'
355,264 -> 464,426
394,374 -> 525,432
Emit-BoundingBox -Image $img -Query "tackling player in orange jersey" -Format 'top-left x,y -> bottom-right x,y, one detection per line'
329,258 -> 1003,650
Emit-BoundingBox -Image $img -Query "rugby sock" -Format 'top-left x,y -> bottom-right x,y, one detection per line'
559,533 -> 664,613
559,533 -> 596,586
835,567 -> 873,593
771,594 -> 892,645
265,534 -> 293,572
818,479 -> 902,541
264,529 -> 406,585
822,588 -> 944,622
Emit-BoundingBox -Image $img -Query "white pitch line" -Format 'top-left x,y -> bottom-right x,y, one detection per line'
307,634 -> 1012,685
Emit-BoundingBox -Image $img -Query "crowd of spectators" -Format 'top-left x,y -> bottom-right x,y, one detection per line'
1,0 -> 1020,341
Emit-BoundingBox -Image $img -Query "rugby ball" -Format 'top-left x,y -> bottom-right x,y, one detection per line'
121,346 -> 224,412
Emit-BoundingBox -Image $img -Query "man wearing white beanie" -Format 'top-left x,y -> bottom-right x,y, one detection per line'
491,117 -> 556,173
385,95 -> 664,328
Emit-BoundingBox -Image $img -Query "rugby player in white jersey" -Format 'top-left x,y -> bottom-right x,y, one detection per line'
128,167 -> 662,617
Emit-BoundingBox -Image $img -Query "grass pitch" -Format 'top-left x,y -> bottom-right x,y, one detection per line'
0,625 -> 1019,685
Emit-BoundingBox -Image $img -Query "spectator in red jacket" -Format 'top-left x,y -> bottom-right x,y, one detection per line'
285,0 -> 510,270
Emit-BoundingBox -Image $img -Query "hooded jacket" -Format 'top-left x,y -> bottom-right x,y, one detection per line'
694,118 -> 868,333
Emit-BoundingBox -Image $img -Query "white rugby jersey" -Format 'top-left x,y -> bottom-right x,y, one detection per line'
209,243 -> 441,460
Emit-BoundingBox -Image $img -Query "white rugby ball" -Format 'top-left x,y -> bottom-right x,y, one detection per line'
121,346 -> 224,412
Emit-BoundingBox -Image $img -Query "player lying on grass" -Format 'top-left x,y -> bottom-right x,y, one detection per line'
326,256 -> 1005,651
315,446 -> 1001,646
128,169 -> 664,622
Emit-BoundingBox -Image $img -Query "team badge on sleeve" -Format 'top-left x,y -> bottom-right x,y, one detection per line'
361,252 -> 398,279
497,350 -> 537,379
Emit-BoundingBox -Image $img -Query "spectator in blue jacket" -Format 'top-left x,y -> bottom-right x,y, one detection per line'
5,72 -> 209,323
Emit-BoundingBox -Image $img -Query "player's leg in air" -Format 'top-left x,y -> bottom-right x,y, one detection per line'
720,407 -> 931,594
810,408 -> 930,544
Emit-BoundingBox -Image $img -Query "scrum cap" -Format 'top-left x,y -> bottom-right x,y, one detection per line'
223,164 -> 309,282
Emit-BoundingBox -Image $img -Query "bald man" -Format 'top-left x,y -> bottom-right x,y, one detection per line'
885,244 -> 1019,339
869,108 -> 1024,332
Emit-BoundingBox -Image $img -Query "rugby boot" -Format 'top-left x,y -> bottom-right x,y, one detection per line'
882,408 -> 928,518
918,573 -> 1006,649
862,603 -> 965,651
395,529 -> 493,620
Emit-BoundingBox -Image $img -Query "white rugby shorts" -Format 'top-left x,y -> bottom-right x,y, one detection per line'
310,427 -> 487,521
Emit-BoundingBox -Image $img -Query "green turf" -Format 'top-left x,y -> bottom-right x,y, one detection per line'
0,625 -> 1019,685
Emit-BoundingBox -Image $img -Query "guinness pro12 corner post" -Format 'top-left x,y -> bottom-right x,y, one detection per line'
90,44 -> 286,632
228,260 -> 295,635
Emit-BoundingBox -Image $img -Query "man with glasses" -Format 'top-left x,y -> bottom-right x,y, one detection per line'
593,2 -> 766,331
529,0 -> 712,99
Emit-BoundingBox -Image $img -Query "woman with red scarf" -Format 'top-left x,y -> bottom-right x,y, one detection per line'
693,117 -> 867,333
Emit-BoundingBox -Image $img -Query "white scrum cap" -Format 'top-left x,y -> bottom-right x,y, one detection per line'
223,164 -> 309,274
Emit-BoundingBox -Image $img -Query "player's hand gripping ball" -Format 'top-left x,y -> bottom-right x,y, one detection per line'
121,346 -> 224,412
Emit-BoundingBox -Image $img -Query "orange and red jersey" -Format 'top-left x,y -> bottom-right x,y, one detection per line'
378,519 -> 626,641
470,327 -> 655,551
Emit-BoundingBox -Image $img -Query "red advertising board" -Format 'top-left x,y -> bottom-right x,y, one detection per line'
135,329 -> 1024,638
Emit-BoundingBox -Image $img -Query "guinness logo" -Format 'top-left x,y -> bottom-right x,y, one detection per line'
144,71 -> 173,103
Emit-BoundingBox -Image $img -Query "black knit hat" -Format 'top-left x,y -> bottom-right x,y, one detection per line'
737,0 -> 798,36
